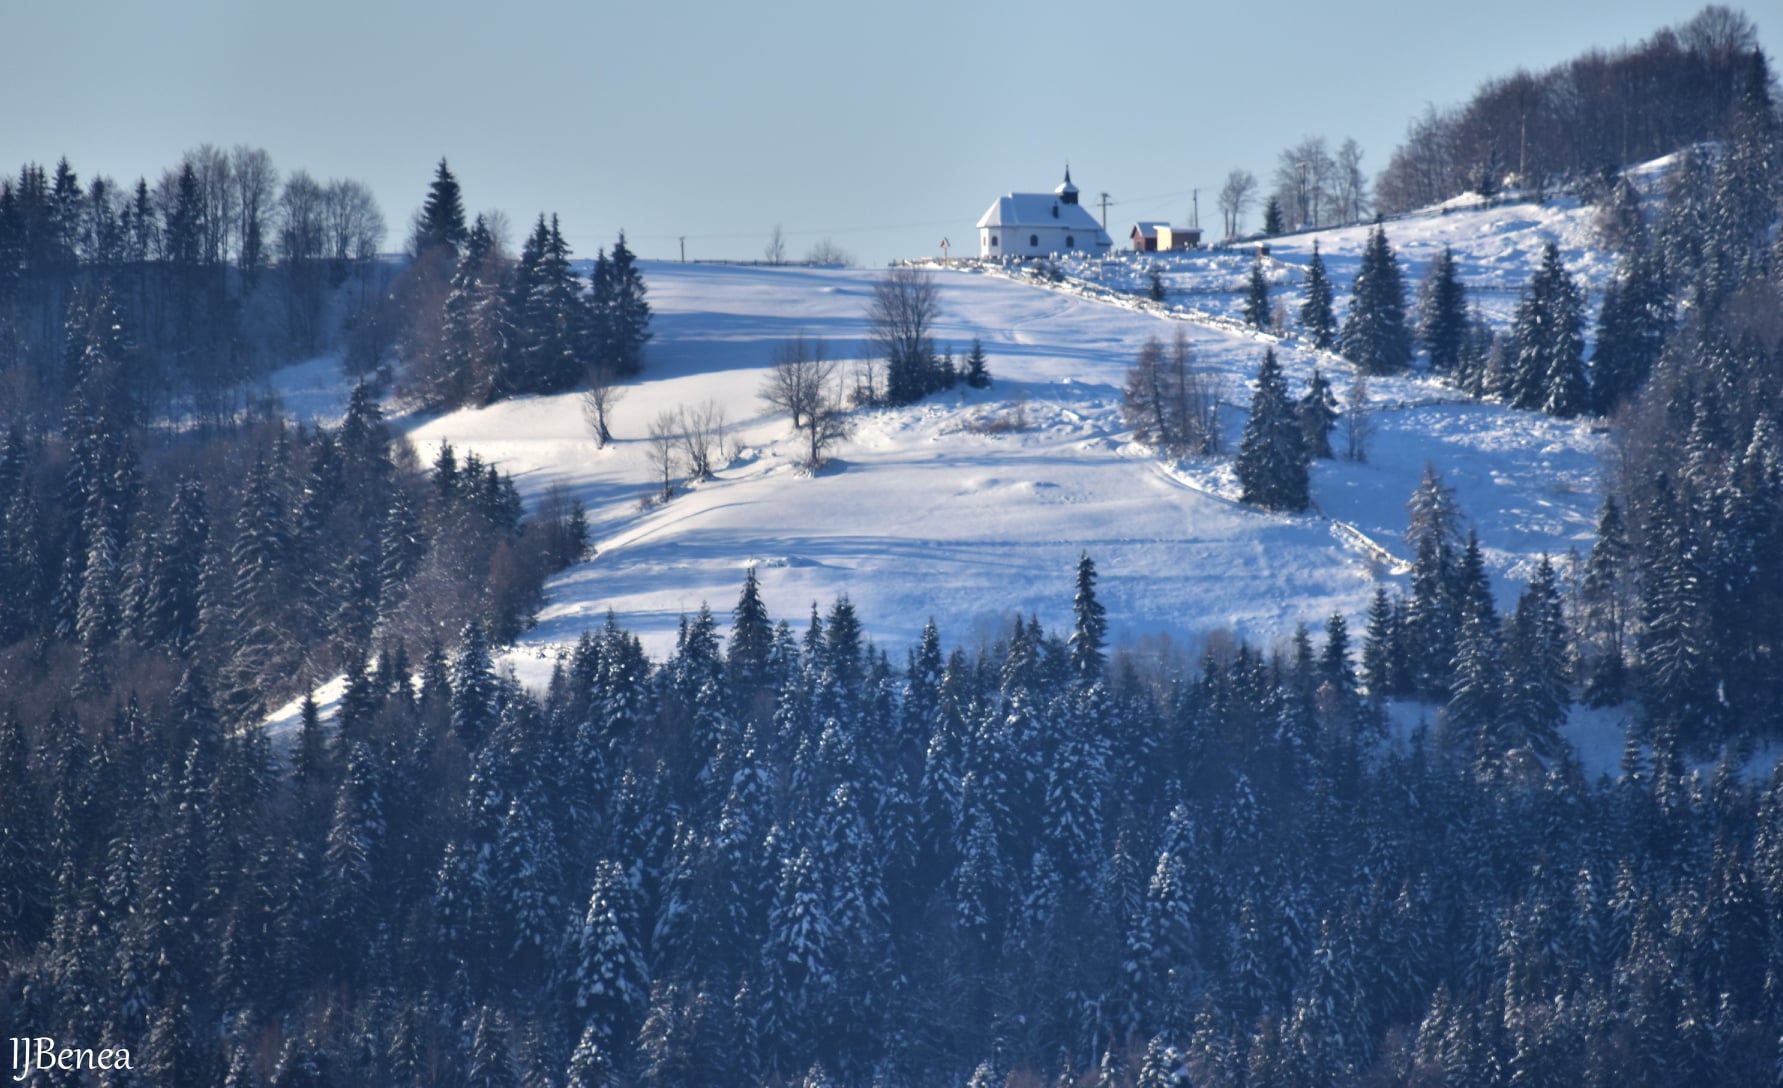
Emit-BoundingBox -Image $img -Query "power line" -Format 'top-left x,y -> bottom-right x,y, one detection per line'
632,214 -> 967,245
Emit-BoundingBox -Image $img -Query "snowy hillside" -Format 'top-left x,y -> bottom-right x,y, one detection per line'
385,188 -> 1616,693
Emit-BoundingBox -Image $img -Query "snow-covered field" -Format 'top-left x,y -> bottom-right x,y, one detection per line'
403,186 -> 1620,665
268,186 -> 1634,756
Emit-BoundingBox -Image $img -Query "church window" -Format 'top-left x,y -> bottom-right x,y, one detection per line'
1029,234 -> 1038,247
1066,235 -> 1075,248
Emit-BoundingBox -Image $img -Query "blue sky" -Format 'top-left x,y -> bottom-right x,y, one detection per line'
4,1 -> 1777,266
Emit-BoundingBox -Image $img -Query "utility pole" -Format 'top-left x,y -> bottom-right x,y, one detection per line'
1098,192 -> 1111,232
1299,161 -> 1308,230
1519,115 -> 1527,188
1191,189 -> 1199,229
678,236 -> 686,262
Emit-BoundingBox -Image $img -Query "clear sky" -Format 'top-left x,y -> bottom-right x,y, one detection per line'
4,1 -> 1777,267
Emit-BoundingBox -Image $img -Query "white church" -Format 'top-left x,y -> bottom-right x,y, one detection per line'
976,168 -> 1114,259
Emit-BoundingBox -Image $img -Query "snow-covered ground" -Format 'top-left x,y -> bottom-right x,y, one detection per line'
258,183 -> 1631,708
389,199 -> 1615,685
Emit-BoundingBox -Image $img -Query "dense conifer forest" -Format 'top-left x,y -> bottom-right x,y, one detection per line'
3,7 -> 1783,1084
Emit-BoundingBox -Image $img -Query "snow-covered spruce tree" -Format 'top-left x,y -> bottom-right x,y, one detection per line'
1452,306 -> 1496,397
1299,241 -> 1336,350
511,214 -> 585,395
1504,241 -> 1587,417
1636,472 -> 1719,744
1242,254 -> 1271,330
436,213 -> 512,406
1589,245 -> 1669,416
1402,464 -> 1465,696
1298,367 -> 1337,460
450,619 -> 499,751
1339,224 -> 1411,374
1702,50 -> 1782,310
1069,551 -> 1107,682
1417,245 -> 1468,376
1236,348 -> 1309,512
1503,554 -> 1570,758
572,859 -> 650,1050
1360,587 -> 1401,698
1579,496 -> 1631,706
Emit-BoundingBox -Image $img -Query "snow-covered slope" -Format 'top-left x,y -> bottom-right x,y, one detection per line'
398,218 -> 1608,687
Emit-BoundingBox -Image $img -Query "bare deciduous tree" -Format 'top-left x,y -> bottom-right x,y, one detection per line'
765,224 -> 786,265
801,380 -> 853,470
581,362 -> 628,448
1274,136 -> 1336,230
804,238 -> 853,266
230,145 -> 278,277
1343,372 -> 1375,462
321,178 -> 386,284
677,401 -> 729,481
761,335 -> 832,430
760,335 -> 851,468
646,410 -> 681,501
1218,169 -> 1258,240
186,143 -> 236,267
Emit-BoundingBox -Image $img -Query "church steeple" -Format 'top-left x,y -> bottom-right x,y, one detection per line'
1054,165 -> 1080,205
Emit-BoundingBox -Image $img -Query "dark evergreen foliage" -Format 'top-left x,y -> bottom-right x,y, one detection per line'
1297,368 -> 1338,460
1241,255 -> 1270,330
1503,241 -> 1587,417
1417,245 -> 1468,375
1261,197 -> 1284,236
1339,225 -> 1411,374
1298,241 -> 1335,350
416,158 -> 469,259
1236,349 -> 1309,512
1589,245 -> 1671,415
963,338 -> 992,389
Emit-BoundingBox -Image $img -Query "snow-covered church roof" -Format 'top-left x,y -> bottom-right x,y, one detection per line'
975,194 -> 1106,232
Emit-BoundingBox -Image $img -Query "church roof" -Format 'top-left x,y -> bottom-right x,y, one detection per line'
976,193 -> 1108,237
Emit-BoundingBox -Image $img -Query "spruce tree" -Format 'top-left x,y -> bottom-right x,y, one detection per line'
438,214 -> 506,406
1299,241 -> 1336,350
605,232 -> 652,376
416,157 -> 468,259
1069,552 -> 1107,682
1503,555 -> 1569,756
1580,496 -> 1631,705
1418,245 -> 1468,375
1262,197 -> 1285,236
512,214 -> 584,395
1236,349 -> 1310,512
1339,225 -> 1411,374
1298,367 -> 1338,460
1589,246 -> 1669,415
1637,473 -> 1717,743
1505,241 -> 1587,417
1242,255 -> 1271,330
964,337 -> 991,388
